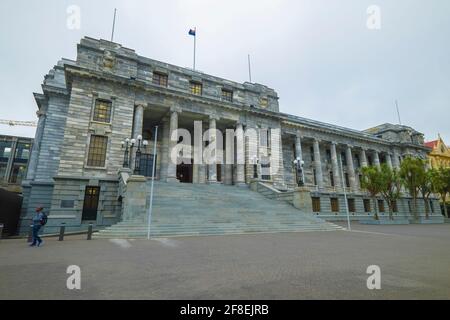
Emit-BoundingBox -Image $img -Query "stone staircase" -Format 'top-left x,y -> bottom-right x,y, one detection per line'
94,182 -> 344,238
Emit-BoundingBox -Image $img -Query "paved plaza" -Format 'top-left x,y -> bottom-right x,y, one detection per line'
1,223 -> 449,300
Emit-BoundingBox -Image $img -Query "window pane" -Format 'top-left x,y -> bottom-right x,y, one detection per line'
222,89 -> 233,102
190,82 -> 202,95
93,100 -> 112,123
9,164 -> 26,184
87,135 -> 108,167
153,72 -> 168,87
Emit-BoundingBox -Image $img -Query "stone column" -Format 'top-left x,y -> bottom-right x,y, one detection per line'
224,128 -> 233,185
392,149 -> 401,169
159,117 -> 169,181
207,116 -> 219,184
373,151 -> 381,168
313,139 -> 324,189
295,132 -> 303,162
26,110 -> 46,181
166,107 -> 181,182
346,145 -> 357,191
131,103 -> 145,172
360,149 -> 368,167
235,122 -> 246,186
386,153 -> 393,169
330,142 -> 341,190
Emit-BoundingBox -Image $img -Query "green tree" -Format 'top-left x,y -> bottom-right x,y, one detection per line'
419,170 -> 434,219
378,164 -> 402,220
360,166 -> 383,220
399,157 -> 426,220
430,167 -> 450,218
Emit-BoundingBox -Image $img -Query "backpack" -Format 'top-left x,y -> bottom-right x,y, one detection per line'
40,212 -> 48,226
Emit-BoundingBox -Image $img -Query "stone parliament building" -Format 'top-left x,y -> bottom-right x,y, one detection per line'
19,37 -> 444,235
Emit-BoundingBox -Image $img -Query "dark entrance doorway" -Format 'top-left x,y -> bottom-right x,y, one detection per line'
177,161 -> 193,183
139,153 -> 157,177
82,186 -> 100,221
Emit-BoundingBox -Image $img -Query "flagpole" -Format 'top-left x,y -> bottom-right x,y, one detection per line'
111,8 -> 117,42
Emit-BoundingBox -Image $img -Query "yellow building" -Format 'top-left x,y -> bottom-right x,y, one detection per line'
425,134 -> 450,169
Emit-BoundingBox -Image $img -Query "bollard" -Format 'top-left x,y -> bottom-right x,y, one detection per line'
87,223 -> 93,240
27,225 -> 33,243
58,223 -> 66,241
0,223 -> 4,239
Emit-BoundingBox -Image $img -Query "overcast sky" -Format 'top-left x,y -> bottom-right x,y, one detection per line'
0,0 -> 449,144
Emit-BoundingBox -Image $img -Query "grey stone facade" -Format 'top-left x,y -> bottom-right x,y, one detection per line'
19,37 -> 443,234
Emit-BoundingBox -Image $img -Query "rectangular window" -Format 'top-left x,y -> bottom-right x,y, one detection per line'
331,198 -> 339,213
345,173 -> 350,188
261,156 -> 271,180
9,164 -> 26,184
0,163 -> 7,180
14,142 -> 31,162
260,97 -> 268,108
190,81 -> 202,95
368,155 -> 373,166
312,197 -> 321,213
355,154 -> 360,167
313,169 -> 317,185
364,199 -> 371,212
326,149 -> 332,163
87,135 -> 108,167
392,200 -> 398,213
341,152 -> 347,166
330,171 -> 334,187
378,199 -> 385,213
0,141 -> 12,160
348,198 -> 356,213
310,146 -> 314,161
152,72 -> 168,87
93,99 -> 112,123
221,89 -> 233,102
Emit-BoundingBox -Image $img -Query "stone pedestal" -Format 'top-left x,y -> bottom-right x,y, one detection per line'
293,187 -> 312,213
122,175 -> 149,221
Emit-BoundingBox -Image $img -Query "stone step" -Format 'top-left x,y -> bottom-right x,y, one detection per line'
94,181 -> 343,238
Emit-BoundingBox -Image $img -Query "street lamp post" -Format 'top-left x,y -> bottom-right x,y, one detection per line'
293,157 -> 305,187
121,138 -> 133,168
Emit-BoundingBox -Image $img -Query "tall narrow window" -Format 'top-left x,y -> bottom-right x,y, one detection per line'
260,97 -> 268,108
348,199 -> 356,213
363,199 -> 371,212
87,135 -> 108,167
221,89 -> 233,102
331,198 -> 339,213
330,171 -> 335,187
190,81 -> 202,95
93,99 -> 112,123
312,197 -> 321,213
345,173 -> 350,188
378,199 -> 385,213
310,146 -> 315,161
152,72 -> 168,87
341,152 -> 347,166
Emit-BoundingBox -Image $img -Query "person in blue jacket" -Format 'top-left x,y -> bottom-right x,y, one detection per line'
30,207 -> 45,247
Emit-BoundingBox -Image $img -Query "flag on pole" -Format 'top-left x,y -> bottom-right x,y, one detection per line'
188,28 -> 196,36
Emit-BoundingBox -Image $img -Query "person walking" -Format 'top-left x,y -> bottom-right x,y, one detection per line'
30,207 -> 46,247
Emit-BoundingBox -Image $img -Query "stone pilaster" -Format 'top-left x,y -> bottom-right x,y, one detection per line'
313,139 -> 324,189
392,149 -> 401,169
346,145 -> 357,191
330,142 -> 341,190
26,110 -> 47,181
